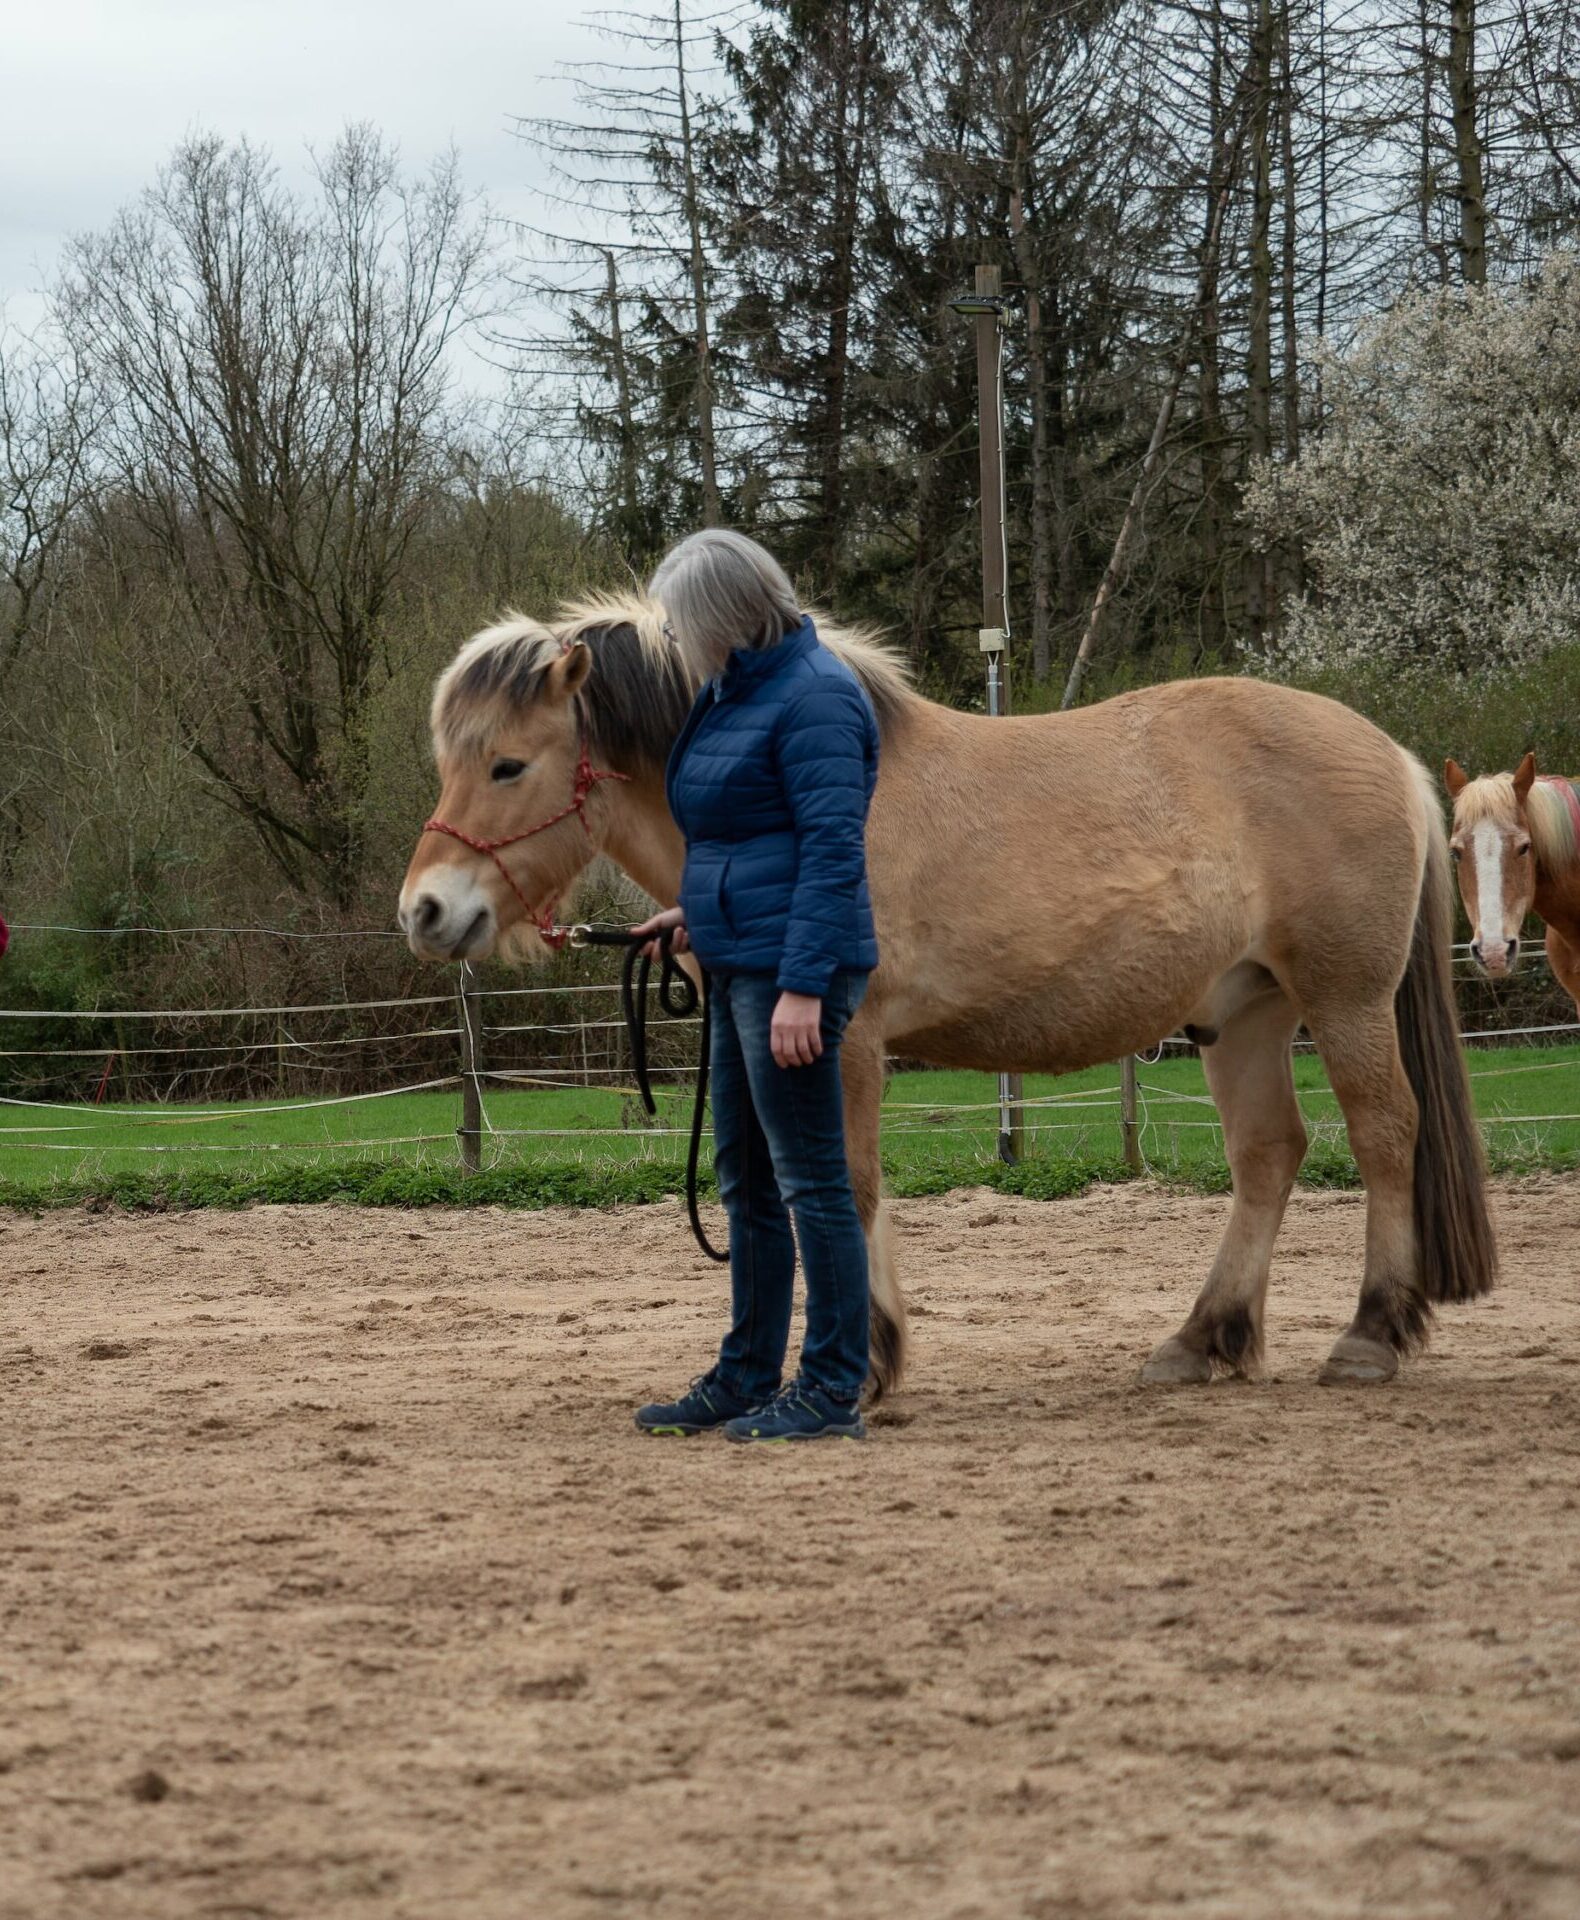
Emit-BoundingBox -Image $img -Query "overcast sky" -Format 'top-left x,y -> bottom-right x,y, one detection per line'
1,0 -> 597,378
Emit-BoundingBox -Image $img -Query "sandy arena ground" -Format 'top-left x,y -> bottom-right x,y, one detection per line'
2,1182 -> 1578,1920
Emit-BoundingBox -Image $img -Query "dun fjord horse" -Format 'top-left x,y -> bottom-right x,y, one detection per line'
400,597 -> 1495,1395
1445,752 -> 1580,1009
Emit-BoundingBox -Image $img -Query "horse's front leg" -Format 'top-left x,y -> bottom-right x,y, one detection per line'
843,1008 -> 907,1400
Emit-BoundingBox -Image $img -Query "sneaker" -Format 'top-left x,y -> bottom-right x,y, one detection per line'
634,1372 -> 760,1437
723,1378 -> 866,1445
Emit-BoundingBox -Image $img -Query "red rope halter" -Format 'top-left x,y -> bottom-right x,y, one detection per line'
422,727 -> 629,950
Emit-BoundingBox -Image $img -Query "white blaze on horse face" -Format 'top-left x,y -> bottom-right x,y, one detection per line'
1470,820 -> 1519,974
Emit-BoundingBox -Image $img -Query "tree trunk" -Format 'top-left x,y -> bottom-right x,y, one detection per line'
815,0 -> 875,586
1049,312 -> 1077,641
1278,0 -> 1301,467
1418,0 -> 1451,282
1010,128 -> 1054,682
603,249 -> 643,552
1277,0 -> 1304,608
1199,1 -> 1230,652
1246,0 -> 1276,648
1315,0 -> 1330,427
1063,144 -> 1243,710
673,0 -> 722,525
907,429 -> 954,685
1447,0 -> 1489,284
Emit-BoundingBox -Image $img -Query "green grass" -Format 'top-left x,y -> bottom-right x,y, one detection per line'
4,1044 -> 1580,1209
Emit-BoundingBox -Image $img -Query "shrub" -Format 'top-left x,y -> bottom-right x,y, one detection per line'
1245,255 -> 1580,681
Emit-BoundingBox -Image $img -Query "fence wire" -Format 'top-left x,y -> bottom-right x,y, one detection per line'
4,923 -> 1580,1173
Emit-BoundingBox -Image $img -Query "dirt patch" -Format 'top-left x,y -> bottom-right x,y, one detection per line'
2,1183 -> 1578,1919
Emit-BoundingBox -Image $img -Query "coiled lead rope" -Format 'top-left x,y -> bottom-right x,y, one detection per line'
559,925 -> 728,1264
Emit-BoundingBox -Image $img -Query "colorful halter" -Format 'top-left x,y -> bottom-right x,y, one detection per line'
421,724 -> 629,950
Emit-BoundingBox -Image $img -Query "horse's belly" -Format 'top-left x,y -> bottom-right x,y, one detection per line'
875,868 -> 1253,1071
885,1013 -> 1110,1075
883,961 -> 1247,1075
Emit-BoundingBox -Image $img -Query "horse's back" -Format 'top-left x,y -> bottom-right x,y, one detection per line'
1094,675 -> 1414,796
869,675 -> 1430,1067
1041,674 -> 1424,881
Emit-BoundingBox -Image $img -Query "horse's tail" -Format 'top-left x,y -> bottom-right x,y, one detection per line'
866,1195 -> 907,1401
1394,759 -> 1498,1339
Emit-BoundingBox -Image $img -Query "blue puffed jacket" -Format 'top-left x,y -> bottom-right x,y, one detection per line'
665,616 -> 880,995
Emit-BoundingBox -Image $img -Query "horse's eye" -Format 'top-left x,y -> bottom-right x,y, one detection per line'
491,758 -> 527,783
1449,846 -> 1463,862
1516,840 -> 1532,857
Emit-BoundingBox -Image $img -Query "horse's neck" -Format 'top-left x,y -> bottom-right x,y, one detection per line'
600,773 -> 686,905
1534,782 -> 1580,936
1536,865 -> 1580,940
595,694 -> 984,910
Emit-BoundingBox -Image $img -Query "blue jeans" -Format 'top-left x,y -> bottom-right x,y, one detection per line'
709,970 -> 870,1405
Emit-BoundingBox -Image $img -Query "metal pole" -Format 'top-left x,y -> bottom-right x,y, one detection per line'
457,960 -> 483,1174
965,263 -> 1026,1165
1120,1053 -> 1142,1173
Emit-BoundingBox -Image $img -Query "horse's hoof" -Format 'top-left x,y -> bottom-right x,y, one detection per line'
1139,1336 -> 1213,1386
1318,1333 -> 1398,1386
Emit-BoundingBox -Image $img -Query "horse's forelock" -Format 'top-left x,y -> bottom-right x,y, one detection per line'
1454,770 -> 1577,875
1451,772 -> 1519,833
431,615 -> 561,760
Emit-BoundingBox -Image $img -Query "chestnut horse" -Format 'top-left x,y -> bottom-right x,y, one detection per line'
1445,752 -> 1580,1007
400,596 -> 1495,1395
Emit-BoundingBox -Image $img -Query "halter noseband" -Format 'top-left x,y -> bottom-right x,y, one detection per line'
422,720 -> 629,950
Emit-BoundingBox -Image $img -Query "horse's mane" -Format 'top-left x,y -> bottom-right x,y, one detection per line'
1452,772 -> 1578,876
431,588 -> 916,772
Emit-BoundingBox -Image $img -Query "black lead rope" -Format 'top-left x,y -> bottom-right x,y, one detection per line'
565,926 -> 728,1264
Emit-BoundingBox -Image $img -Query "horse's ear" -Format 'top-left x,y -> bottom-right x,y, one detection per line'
547,640 -> 592,700
1444,758 -> 1469,798
1514,751 -> 1538,801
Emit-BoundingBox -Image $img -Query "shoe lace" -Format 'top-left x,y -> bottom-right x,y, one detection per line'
759,1377 -> 813,1416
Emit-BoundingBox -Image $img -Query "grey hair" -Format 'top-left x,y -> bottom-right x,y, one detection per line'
649,529 -> 801,676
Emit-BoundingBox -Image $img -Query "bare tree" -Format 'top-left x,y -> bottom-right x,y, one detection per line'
0,322 -> 96,685
1063,76 -> 1253,707
506,2 -> 741,547
58,129 -> 488,903
0,321 -> 99,880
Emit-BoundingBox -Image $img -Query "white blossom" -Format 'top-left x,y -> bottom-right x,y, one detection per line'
1244,255 -> 1580,681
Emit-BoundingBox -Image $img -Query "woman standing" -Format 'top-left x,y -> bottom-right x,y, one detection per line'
633,530 -> 880,1444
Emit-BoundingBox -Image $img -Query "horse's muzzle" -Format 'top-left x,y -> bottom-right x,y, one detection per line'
398,876 -> 497,962
1471,933 -> 1519,977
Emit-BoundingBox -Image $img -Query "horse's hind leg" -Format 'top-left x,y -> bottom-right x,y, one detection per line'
1303,999 -> 1419,1384
843,1011 -> 907,1400
1141,989 -> 1306,1384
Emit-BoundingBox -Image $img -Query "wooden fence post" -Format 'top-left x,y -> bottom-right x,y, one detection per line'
457,960 -> 483,1174
1120,1053 -> 1142,1173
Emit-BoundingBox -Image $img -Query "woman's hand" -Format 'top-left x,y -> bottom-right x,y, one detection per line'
771,991 -> 823,1067
630,904 -> 689,962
